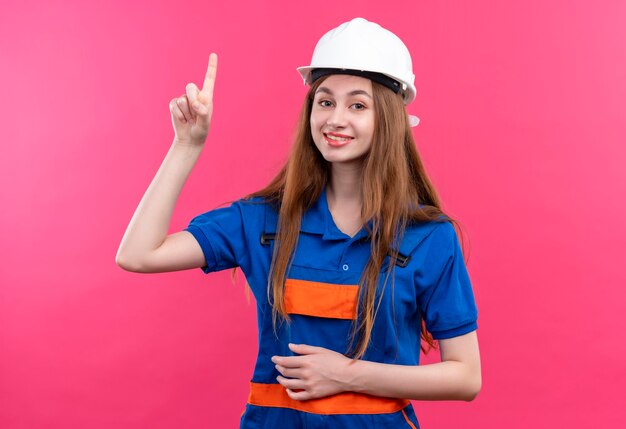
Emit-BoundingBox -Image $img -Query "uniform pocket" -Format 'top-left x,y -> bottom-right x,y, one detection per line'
284,278 -> 358,320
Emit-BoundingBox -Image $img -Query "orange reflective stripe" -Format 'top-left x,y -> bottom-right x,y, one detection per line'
402,408 -> 417,429
284,278 -> 358,320
247,382 -> 410,415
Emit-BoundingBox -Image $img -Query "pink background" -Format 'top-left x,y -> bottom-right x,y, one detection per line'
1,0 -> 625,427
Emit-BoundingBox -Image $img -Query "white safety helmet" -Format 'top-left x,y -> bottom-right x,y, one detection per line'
297,17 -> 419,126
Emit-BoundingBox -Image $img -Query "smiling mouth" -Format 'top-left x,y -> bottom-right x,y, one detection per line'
324,133 -> 353,147
324,132 -> 353,140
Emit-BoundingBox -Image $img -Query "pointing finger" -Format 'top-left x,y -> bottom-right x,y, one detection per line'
200,52 -> 218,101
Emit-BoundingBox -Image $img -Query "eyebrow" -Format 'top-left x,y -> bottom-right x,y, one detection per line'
315,87 -> 372,99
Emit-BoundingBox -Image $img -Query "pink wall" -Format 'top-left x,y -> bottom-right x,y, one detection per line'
1,0 -> 625,427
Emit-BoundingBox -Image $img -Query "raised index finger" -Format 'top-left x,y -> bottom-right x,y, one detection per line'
200,53 -> 218,100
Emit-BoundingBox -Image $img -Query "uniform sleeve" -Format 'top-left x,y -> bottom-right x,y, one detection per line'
417,222 -> 478,340
184,200 -> 247,274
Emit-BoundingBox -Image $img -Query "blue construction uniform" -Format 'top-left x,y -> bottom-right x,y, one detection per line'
184,184 -> 478,429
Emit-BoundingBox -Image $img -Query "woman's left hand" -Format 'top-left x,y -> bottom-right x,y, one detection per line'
271,343 -> 353,401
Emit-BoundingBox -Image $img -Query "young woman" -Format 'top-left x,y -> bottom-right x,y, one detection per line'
117,17 -> 481,429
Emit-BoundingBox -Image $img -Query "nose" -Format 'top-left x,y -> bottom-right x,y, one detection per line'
326,105 -> 348,129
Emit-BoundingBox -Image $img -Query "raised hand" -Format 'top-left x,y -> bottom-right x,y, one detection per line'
169,53 -> 218,144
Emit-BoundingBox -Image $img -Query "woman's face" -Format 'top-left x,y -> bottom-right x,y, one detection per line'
310,74 -> 375,167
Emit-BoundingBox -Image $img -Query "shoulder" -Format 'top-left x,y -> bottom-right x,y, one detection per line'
235,195 -> 279,218
404,203 -> 457,247
399,218 -> 457,261
426,220 -> 457,245
404,216 -> 454,242
188,195 -> 275,228
230,195 -> 281,236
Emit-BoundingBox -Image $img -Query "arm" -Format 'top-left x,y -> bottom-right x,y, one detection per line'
116,54 -> 217,271
344,330 -> 481,401
273,330 -> 481,402
115,141 -> 203,270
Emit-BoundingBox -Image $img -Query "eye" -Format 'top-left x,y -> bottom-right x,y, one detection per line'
318,100 -> 333,107
352,103 -> 366,110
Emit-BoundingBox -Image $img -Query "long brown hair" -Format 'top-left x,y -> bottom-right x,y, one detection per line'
233,75 -> 468,359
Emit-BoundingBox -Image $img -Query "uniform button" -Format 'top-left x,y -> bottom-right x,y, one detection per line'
342,264 -> 349,271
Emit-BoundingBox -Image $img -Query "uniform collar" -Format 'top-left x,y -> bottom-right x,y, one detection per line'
300,184 -> 370,241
